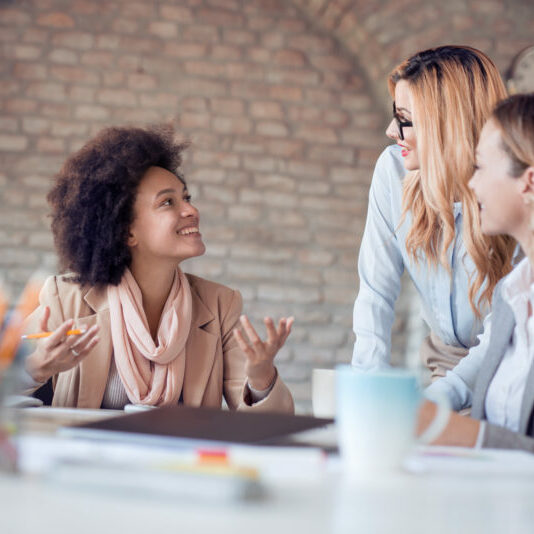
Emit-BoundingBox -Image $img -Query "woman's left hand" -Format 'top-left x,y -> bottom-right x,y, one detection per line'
233,315 -> 294,391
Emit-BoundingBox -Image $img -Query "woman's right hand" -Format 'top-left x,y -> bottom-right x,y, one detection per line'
24,306 -> 100,384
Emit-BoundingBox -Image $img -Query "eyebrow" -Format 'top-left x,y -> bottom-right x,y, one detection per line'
155,188 -> 177,198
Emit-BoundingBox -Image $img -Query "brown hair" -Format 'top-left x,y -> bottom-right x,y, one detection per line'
389,45 -> 516,317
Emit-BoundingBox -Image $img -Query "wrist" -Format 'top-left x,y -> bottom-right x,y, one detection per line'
247,365 -> 276,391
24,352 -> 50,384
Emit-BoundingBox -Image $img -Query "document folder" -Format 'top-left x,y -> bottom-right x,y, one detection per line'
60,405 -> 333,448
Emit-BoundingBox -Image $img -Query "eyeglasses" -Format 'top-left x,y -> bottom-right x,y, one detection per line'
392,102 -> 413,141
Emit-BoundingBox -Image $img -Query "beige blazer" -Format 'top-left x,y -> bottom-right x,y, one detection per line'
24,273 -> 294,414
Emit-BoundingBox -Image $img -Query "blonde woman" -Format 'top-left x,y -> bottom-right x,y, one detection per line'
352,46 -> 516,379
420,93 -> 534,451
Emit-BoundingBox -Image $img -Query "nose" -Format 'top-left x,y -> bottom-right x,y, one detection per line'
386,118 -> 399,141
180,200 -> 198,218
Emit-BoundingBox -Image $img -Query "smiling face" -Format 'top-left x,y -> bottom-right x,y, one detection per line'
128,166 -> 205,265
386,80 -> 419,171
468,120 -> 528,241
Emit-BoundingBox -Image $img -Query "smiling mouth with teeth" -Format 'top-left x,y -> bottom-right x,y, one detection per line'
178,227 -> 200,236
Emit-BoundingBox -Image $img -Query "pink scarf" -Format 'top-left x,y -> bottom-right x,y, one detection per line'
107,268 -> 192,406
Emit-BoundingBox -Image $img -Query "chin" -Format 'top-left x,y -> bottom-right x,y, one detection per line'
403,158 -> 419,171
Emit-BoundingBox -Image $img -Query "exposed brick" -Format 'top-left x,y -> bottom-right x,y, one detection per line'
49,49 -> 78,64
69,86 -> 95,103
0,117 -> 19,132
160,5 -> 194,22
148,21 -> 178,39
258,285 -> 321,304
95,34 -> 121,49
36,137 -> 65,153
81,51 -> 114,67
249,101 -> 284,119
269,85 -> 302,101
74,105 -> 110,120
52,32 -> 94,50
36,12 -> 74,28
295,125 -> 338,144
252,173 -> 296,191
266,139 -> 304,158
179,112 -> 211,129
213,116 -> 252,134
50,121 -> 88,137
0,135 -> 28,151
256,120 -> 289,137
248,47 -> 271,63
10,45 -> 42,60
26,82 -> 67,102
127,73 -> 158,90
0,9 -> 31,26
22,117 -> 50,134
50,65 -> 99,85
139,92 -> 178,109
4,98 -> 38,114
210,44 -> 242,60
14,62 -> 47,80
273,49 -> 306,67
164,42 -> 208,58
22,29 -> 48,44
222,28 -> 256,45
210,98 -> 245,115
198,8 -> 245,27
111,19 -> 140,34
98,89 -> 137,107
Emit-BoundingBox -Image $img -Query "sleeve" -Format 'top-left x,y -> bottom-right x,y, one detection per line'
220,290 -> 294,414
425,312 -> 492,411
482,423 -> 534,453
19,276 -> 65,394
352,147 -> 405,369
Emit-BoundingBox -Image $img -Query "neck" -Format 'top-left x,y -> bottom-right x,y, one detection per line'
514,226 -> 534,270
129,255 -> 178,339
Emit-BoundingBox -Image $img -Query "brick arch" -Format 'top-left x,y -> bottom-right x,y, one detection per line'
292,0 -> 534,110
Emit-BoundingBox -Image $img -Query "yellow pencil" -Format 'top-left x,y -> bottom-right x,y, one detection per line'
21,329 -> 86,340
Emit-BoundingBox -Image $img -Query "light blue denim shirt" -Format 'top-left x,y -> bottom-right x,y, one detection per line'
352,144 -> 489,370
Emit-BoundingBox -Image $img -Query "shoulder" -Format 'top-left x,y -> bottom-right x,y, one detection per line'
185,273 -> 242,311
40,274 -> 98,317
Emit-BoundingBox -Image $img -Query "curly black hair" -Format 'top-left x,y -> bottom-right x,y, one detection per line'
47,124 -> 188,286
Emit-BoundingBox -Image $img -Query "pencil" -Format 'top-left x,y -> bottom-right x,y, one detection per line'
21,329 -> 86,340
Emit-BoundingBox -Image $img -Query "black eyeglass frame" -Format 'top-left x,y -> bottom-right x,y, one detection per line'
392,102 -> 413,141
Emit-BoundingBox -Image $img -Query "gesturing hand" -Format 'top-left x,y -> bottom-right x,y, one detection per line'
24,306 -> 100,384
233,314 -> 294,391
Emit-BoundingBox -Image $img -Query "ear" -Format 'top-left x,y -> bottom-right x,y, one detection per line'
127,230 -> 137,248
520,166 -> 534,203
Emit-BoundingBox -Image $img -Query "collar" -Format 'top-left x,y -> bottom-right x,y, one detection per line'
501,256 -> 534,304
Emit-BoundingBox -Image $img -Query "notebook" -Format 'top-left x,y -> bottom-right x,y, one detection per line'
60,405 -> 334,449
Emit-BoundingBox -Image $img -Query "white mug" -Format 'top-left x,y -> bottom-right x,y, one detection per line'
312,368 -> 336,418
336,365 -> 450,476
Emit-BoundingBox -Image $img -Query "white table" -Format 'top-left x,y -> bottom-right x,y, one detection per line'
2,408 -> 534,534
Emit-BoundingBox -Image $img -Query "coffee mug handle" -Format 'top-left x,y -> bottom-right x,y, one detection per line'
416,392 -> 451,445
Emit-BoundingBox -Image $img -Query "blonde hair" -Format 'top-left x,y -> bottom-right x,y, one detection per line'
389,46 -> 516,317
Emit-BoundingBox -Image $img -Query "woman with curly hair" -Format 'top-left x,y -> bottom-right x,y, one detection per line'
352,46 -> 517,380
22,124 -> 294,412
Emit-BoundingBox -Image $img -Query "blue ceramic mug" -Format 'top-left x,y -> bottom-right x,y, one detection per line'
336,365 -> 450,475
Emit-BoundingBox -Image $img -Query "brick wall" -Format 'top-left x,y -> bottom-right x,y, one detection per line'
293,0 -> 534,110
1,0 -> 532,412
